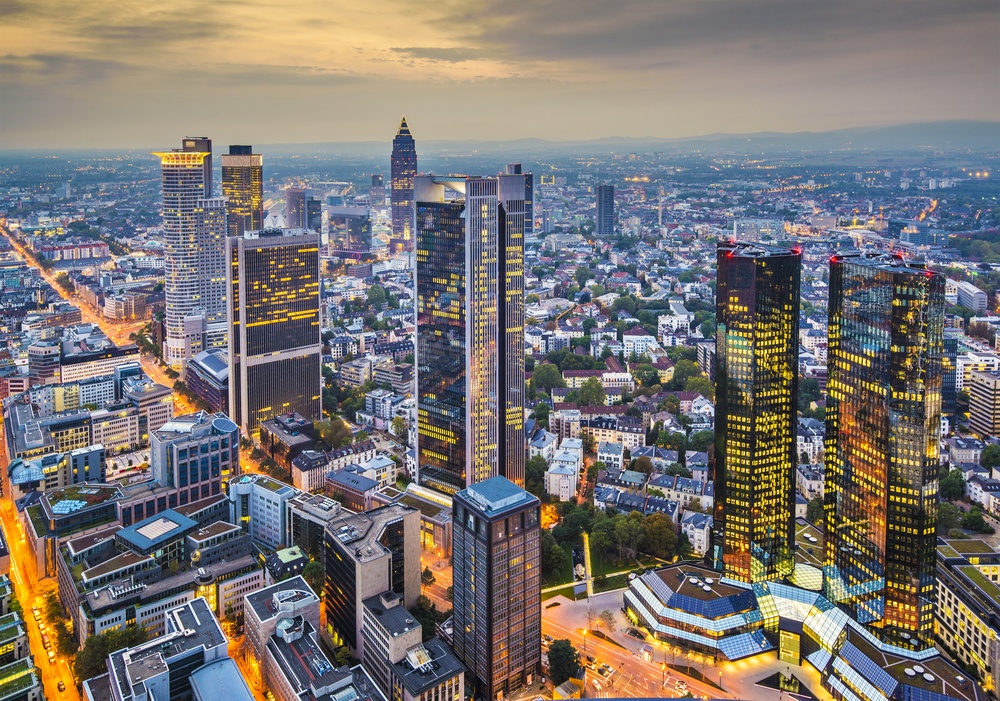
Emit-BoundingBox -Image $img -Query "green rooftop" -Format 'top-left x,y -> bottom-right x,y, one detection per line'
937,543 -> 962,559
0,658 -> 37,699
957,565 -> 1000,604
943,539 -> 997,555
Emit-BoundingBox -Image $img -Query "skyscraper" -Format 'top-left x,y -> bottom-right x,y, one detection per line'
595,184 -> 615,236
227,228 -> 322,438
221,145 -> 264,238
285,187 -> 307,229
390,117 -> 417,254
506,163 -> 534,235
824,253 -> 943,648
153,137 -> 229,366
305,195 -> 322,233
714,241 -> 800,583
452,477 -> 541,700
414,175 -> 525,494
370,174 -> 385,206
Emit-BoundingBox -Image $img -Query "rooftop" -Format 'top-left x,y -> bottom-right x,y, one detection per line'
458,476 -> 536,517
325,503 -> 418,564
245,575 -> 318,623
117,509 -> 199,551
363,591 -> 421,637
391,637 -> 464,697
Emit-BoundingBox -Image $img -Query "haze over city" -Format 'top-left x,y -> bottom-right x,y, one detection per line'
2,0 -> 999,148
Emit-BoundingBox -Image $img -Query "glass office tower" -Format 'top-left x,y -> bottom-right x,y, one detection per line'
227,228 -> 322,438
414,175 -> 525,494
714,241 -> 800,583
824,253 -> 943,648
390,117 -> 417,254
221,145 -> 264,238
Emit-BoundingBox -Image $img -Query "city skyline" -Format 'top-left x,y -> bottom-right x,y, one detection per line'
2,1 -> 998,149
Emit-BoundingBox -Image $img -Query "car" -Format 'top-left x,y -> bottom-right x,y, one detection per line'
57,681 -> 65,692
47,650 -> 55,664
543,635 -> 553,643
675,681 -> 687,691
586,655 -> 595,663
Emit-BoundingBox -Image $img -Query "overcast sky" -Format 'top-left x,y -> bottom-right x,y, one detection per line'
1,0 -> 998,149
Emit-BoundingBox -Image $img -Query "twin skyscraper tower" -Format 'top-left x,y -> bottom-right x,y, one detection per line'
715,242 -> 943,648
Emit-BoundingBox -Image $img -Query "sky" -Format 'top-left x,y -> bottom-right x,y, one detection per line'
1,0 -> 998,149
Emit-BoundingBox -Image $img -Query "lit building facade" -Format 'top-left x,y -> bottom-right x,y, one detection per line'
414,175 -> 525,494
451,477 -> 540,701
285,188 -> 307,230
227,228 -> 322,438
153,137 -> 228,366
221,145 -> 264,238
506,163 -> 533,235
714,242 -> 800,583
390,117 -> 417,253
824,253 -> 944,649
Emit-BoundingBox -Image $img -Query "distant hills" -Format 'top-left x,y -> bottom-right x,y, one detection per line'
261,121 -> 1000,157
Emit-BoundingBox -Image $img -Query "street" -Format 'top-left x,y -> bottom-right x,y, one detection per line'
420,553 -> 453,612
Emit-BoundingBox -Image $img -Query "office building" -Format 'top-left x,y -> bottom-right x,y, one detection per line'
414,175 -> 525,494
360,591 -> 423,697
390,117 -> 417,253
227,228 -> 322,438
824,253 -> 944,648
323,504 -> 420,653
595,184 -> 615,236
970,369 -> 1000,438
221,145 -> 264,237
228,474 -> 299,550
153,137 -> 228,366
452,477 -> 541,700
714,242 -> 800,583
328,207 -> 372,254
285,187 -> 307,229
506,163 -> 533,235
956,279 -> 988,312
86,597 -> 230,701
150,411 -> 239,504
371,174 -> 385,205
186,348 -> 229,414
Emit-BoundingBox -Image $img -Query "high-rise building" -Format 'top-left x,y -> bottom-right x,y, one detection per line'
227,228 -> 321,438
390,117 -> 417,253
414,175 -> 525,494
221,145 -> 264,238
328,207 -> 372,254
306,195 -> 322,233
370,174 -> 386,206
970,368 -> 1000,438
714,241 -> 800,583
595,184 -> 615,236
285,187 -> 307,229
452,477 -> 541,700
506,163 -> 533,235
153,137 -> 229,366
824,253 -> 943,648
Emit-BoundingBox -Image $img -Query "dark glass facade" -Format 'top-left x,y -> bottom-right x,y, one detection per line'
452,479 -> 541,700
227,229 -> 322,437
414,176 -> 525,494
824,254 -> 943,648
714,242 -> 800,583
220,145 -> 263,238
595,184 -> 615,236
390,117 -> 417,253
285,188 -> 307,229
324,527 -> 357,649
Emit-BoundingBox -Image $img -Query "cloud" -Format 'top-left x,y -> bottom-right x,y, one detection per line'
0,0 -> 27,16
0,53 -> 127,83
391,46 -> 489,63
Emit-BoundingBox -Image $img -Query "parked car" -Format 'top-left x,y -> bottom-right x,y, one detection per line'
57,681 -> 66,692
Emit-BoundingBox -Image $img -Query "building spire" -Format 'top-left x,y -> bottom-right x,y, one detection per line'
397,116 -> 411,137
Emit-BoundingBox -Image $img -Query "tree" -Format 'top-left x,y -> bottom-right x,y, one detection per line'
699,319 -> 714,338
582,432 -> 596,453
589,283 -> 606,298
806,497 -> 824,523
612,296 -> 637,316
641,513 -> 677,558
578,377 -> 607,406
303,561 -> 324,594
391,416 -> 407,437
532,363 -> 566,394
547,640 -> 580,686
632,456 -> 654,476
981,444 -> 1000,471
963,506 -> 994,533
533,402 -> 550,429
940,468 -> 967,502
409,596 -> 448,641
688,430 -> 714,452
671,360 -> 700,388
597,610 -> 617,634
684,375 -> 714,401
367,284 -> 386,308
75,625 -> 149,680
688,497 -> 703,513
613,512 -> 645,562
800,451 -> 811,465
575,266 -> 595,288
540,529 -> 568,577
587,463 -> 600,482
526,454 -> 548,498
937,502 -> 963,533
422,567 -> 437,586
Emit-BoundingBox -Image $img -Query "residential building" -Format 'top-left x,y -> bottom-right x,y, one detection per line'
597,441 -> 624,471
452,477 -> 541,700
714,241 -> 800,583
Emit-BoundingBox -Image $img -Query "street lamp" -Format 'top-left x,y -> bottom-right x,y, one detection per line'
661,662 -> 666,688
582,628 -> 587,654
